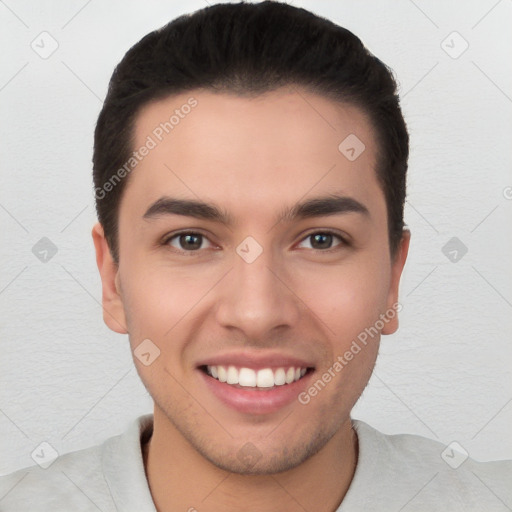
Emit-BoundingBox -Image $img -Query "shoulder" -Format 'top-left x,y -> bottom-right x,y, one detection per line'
0,440 -> 115,511
342,420 -> 512,511
0,415 -> 154,512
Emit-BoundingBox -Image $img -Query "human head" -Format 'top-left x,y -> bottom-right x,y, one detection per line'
93,1 -> 408,264
91,1 -> 411,477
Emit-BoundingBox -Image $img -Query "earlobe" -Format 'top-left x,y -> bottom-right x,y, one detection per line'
91,223 -> 128,334
381,229 -> 411,335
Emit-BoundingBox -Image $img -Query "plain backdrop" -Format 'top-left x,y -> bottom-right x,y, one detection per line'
1,0 -> 511,475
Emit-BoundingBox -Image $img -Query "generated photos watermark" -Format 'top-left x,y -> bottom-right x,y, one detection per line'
298,302 -> 402,405
94,97 -> 198,200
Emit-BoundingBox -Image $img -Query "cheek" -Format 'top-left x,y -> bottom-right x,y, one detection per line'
119,265 -> 181,337
119,268 -> 207,391
119,261 -> 221,345
291,256 -> 391,342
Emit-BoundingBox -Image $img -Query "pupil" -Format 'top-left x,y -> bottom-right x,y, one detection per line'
312,233 -> 332,249
181,234 -> 201,250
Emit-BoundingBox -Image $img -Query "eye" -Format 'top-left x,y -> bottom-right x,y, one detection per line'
165,232 -> 214,252
297,231 -> 346,251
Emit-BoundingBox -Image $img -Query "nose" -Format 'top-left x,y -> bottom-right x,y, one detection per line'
214,245 -> 301,341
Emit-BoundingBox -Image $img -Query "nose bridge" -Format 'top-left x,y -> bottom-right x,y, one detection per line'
215,242 -> 300,337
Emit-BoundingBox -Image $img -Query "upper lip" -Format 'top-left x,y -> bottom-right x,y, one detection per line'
196,350 -> 315,371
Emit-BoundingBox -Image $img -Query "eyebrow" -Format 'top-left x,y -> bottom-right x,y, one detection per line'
142,193 -> 370,225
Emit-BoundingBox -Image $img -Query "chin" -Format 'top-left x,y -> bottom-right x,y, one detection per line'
187,425 -> 335,476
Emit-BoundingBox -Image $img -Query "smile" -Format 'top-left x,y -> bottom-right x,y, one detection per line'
197,352 -> 316,414
203,365 -> 309,389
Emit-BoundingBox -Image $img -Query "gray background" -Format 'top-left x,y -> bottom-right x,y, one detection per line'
1,0 -> 511,475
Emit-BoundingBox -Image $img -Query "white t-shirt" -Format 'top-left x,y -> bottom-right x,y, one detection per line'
1,414 -> 510,511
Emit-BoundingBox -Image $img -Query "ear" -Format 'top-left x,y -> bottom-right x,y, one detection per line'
92,222 -> 128,334
382,228 -> 410,335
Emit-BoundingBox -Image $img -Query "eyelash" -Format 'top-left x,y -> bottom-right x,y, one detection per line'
162,230 -> 349,254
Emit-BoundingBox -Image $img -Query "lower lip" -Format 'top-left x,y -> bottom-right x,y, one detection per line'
199,369 -> 314,415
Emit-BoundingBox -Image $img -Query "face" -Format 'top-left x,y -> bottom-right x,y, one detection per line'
93,87 -> 409,474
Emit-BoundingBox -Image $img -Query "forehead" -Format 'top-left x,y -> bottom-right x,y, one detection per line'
122,88 -> 384,222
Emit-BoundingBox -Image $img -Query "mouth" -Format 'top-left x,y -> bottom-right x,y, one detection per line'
197,357 -> 315,415
199,364 -> 312,389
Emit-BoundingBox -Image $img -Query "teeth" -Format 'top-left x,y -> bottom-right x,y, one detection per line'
226,366 -> 238,385
274,368 -> 286,385
206,365 -> 308,388
256,368 -> 274,388
217,365 -> 227,383
238,368 -> 256,387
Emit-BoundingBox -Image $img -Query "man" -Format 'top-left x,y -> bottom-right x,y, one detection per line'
1,2 -> 510,511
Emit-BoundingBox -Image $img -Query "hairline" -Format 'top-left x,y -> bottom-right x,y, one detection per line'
107,85 -> 399,263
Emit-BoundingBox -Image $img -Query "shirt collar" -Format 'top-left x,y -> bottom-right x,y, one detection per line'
101,414 -> 156,511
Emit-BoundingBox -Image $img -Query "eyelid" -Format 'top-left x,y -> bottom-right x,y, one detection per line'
161,228 -> 350,254
294,229 -> 349,251
162,230 -> 216,252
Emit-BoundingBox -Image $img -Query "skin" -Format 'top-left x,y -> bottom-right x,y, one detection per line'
93,87 -> 410,511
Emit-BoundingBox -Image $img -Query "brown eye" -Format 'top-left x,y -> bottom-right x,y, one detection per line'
297,231 -> 345,251
166,232 -> 212,251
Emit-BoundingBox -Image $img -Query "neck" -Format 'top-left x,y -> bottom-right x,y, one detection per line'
143,408 -> 358,512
